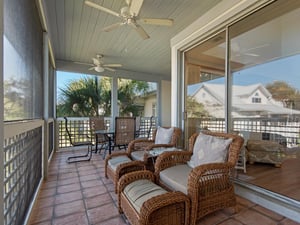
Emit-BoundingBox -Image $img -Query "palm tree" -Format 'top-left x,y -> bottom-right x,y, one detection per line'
57,76 -> 150,117
57,77 -> 103,117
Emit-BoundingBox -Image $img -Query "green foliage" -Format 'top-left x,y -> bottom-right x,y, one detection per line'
57,76 -> 150,117
186,96 -> 210,118
118,79 -> 149,116
266,81 -> 300,109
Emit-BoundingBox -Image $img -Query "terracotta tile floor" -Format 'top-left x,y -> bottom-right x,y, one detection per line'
28,149 -> 300,225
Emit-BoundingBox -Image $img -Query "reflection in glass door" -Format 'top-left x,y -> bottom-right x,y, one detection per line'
229,0 -> 300,201
184,31 -> 226,147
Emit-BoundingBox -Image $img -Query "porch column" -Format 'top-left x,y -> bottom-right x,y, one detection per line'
111,76 -> 118,129
43,32 -> 49,179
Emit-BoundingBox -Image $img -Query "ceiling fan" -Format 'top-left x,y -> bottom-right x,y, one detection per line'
231,43 -> 270,58
76,54 -> 122,72
84,0 -> 174,40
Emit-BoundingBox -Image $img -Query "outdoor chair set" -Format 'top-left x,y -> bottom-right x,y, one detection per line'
64,116 -> 141,162
105,129 -> 244,225
105,126 -> 182,192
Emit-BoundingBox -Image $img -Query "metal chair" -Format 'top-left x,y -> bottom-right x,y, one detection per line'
135,116 -> 154,139
115,117 -> 136,148
89,116 -> 107,154
102,117 -> 136,159
64,117 -> 93,163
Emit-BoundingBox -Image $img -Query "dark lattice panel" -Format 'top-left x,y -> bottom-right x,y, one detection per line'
4,127 -> 42,225
48,121 -> 54,157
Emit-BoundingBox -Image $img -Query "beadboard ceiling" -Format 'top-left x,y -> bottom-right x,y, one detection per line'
42,0 -> 222,80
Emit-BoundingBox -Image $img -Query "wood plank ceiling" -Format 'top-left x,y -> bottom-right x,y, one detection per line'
43,0 -> 222,80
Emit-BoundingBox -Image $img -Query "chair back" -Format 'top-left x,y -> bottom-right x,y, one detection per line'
89,116 -> 106,142
115,117 -> 136,146
135,116 -> 155,139
188,131 -> 244,166
89,116 -> 105,131
152,127 -> 182,147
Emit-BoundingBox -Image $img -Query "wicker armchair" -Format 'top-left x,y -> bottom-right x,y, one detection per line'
105,117 -> 146,193
105,126 -> 181,192
154,131 -> 244,225
127,127 -> 182,169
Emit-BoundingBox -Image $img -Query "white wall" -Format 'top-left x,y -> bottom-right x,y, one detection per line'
161,80 -> 171,126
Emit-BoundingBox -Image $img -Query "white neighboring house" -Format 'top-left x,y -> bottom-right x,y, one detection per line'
192,83 -> 300,118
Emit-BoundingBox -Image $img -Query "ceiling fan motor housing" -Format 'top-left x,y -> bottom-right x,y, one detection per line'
121,6 -> 131,17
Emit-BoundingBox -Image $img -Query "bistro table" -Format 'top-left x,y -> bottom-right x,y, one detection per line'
95,129 -> 115,159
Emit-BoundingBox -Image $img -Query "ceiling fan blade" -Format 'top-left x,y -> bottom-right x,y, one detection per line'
74,61 -> 93,66
88,66 -> 96,70
103,63 -> 122,67
139,18 -> 174,26
104,67 -> 116,72
129,0 -> 144,16
130,23 -> 149,39
85,1 -> 120,17
102,22 -> 124,32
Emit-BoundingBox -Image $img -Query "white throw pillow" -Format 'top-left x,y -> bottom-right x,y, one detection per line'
187,133 -> 232,168
155,127 -> 174,144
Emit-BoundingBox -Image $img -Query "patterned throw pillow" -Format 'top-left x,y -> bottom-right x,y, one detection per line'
154,127 -> 174,144
187,133 -> 232,168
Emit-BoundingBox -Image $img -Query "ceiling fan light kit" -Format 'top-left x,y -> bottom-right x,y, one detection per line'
76,54 -> 122,73
84,0 -> 174,40
94,66 -> 105,73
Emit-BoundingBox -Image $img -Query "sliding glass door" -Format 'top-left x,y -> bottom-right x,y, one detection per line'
183,0 -> 300,201
184,31 -> 226,145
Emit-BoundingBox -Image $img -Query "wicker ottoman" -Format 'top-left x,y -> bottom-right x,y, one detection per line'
247,140 -> 285,167
118,170 -> 190,225
105,153 -> 145,193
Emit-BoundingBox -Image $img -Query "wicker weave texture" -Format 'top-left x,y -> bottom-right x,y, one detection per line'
118,171 -> 190,225
127,127 -> 182,163
155,131 -> 244,225
105,152 -> 145,193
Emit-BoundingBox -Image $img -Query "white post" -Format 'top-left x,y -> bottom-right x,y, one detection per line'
111,76 -> 118,129
43,32 -> 49,179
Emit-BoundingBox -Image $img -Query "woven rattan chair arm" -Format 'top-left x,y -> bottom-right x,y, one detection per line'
154,151 -> 192,176
105,152 -> 130,162
115,161 -> 146,185
127,139 -> 155,153
104,152 -> 130,171
187,162 -> 232,193
118,170 -> 155,194
139,191 -> 190,225
145,143 -> 175,150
